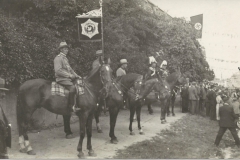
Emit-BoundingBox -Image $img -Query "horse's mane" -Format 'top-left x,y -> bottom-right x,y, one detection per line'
86,66 -> 101,81
120,73 -> 142,83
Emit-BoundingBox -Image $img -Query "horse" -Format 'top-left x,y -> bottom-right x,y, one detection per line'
94,73 -> 143,143
147,67 -> 186,117
0,105 -> 11,159
127,78 -> 171,134
16,64 -> 112,158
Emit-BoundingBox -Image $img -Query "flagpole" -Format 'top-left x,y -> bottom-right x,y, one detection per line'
100,0 -> 104,59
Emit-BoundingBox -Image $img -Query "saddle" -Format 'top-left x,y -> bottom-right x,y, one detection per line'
51,79 -> 84,97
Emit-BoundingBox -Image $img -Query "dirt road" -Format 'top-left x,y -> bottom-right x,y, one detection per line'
8,105 -> 186,159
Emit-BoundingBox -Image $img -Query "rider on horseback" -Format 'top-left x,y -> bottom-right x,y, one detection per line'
159,60 -> 168,79
144,56 -> 158,81
54,42 -> 81,113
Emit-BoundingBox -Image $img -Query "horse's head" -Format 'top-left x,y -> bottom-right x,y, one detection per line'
100,64 -> 113,84
166,66 -> 187,87
0,107 -> 11,159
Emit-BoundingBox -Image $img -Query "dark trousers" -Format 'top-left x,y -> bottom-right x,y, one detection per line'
206,101 -> 210,117
196,99 -> 199,115
199,99 -> 206,114
215,127 -> 240,146
209,102 -> 216,120
189,100 -> 197,115
182,97 -> 188,113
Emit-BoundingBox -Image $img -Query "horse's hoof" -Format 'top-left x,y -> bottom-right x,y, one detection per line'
172,114 -> 175,116
78,152 -> 85,158
88,150 -> 97,157
130,132 -> 135,135
139,131 -> 145,135
27,150 -> 36,155
167,114 -> 170,117
19,148 -> 27,153
149,112 -> 153,115
97,129 -> 103,133
66,134 -> 74,139
111,138 -> 118,144
161,120 -> 167,124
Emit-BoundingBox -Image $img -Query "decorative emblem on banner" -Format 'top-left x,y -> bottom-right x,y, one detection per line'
81,19 -> 99,39
194,23 -> 202,30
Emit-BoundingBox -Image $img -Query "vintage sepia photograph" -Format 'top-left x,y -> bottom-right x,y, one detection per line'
0,0 -> 240,159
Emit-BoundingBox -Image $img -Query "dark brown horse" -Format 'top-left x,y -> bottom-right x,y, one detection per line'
147,68 -> 186,118
16,64 -> 111,158
0,105 -> 11,159
94,73 -> 143,143
128,78 -> 170,134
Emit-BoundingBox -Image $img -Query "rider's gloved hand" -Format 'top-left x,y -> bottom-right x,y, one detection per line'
70,74 -> 76,80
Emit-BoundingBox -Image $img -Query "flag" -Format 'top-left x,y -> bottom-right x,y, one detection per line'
190,14 -> 203,38
76,8 -> 102,42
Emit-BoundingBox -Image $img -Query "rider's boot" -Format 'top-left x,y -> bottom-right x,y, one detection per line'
69,90 -> 80,113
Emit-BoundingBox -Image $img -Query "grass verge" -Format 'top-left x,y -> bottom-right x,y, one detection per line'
114,114 -> 240,159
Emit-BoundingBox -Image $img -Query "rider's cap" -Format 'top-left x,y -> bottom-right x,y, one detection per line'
96,50 -> 103,56
120,59 -> 128,64
58,42 -> 69,50
162,60 -> 167,65
0,78 -> 9,91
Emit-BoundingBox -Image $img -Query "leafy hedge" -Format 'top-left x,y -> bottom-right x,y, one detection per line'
0,0 -> 214,88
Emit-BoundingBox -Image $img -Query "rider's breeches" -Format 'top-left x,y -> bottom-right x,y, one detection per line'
62,84 -> 76,107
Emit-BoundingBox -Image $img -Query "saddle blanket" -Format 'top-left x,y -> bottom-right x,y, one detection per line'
51,80 -> 84,97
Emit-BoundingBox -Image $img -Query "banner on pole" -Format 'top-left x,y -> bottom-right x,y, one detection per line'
76,8 -> 102,42
190,14 -> 203,39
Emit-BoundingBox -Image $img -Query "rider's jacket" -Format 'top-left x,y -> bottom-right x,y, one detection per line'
54,52 -> 78,83
145,67 -> 157,81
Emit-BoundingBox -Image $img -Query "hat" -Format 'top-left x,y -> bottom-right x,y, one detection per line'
58,42 -> 69,50
0,78 -> 9,91
120,59 -> 128,64
149,56 -> 157,64
96,50 -> 103,56
162,60 -> 167,65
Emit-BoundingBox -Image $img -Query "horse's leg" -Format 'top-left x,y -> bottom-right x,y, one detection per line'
21,111 -> 37,155
94,105 -> 103,133
160,100 -> 168,124
63,115 -> 73,139
17,93 -> 37,155
86,113 -> 96,157
77,113 -> 86,158
147,103 -> 153,115
109,104 -> 119,144
172,98 -> 176,116
167,98 -> 170,116
129,101 -> 136,135
136,102 -> 144,135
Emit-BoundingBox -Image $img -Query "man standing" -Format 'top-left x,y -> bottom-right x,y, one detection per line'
200,83 -> 207,115
195,82 -> 201,115
214,94 -> 240,148
188,82 -> 198,115
0,78 -> 12,158
116,59 -> 128,77
181,84 -> 189,113
92,50 -> 104,70
54,42 -> 81,112
207,85 -> 217,120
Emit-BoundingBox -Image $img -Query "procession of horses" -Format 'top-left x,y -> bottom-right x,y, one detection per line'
0,51 -> 187,158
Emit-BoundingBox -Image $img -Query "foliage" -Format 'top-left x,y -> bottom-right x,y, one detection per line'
0,0 -> 214,88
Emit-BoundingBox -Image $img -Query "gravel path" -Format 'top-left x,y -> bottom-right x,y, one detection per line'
8,105 -> 186,159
